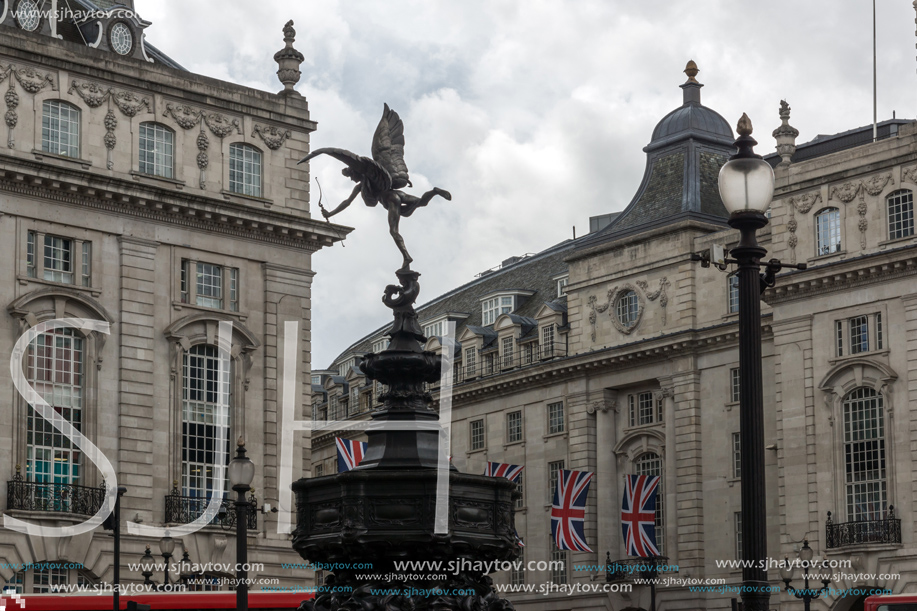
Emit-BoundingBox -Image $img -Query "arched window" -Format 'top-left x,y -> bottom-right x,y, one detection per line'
138,122 -> 175,178
181,344 -> 231,499
887,190 -> 914,241
616,290 -> 639,329
843,387 -> 887,521
26,328 -> 84,487
229,143 -> 262,197
42,100 -> 80,158
815,207 -> 842,255
634,452 -> 664,553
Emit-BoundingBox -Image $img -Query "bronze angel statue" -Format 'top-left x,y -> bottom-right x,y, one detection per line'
299,104 -> 452,270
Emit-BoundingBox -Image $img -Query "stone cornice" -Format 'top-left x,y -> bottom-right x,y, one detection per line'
0,155 -> 350,252
764,245 -> 917,305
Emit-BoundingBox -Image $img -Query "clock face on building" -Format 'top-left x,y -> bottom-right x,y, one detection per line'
15,0 -> 40,32
110,22 -> 133,55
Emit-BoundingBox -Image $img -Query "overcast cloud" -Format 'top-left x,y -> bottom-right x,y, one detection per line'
137,0 -> 916,368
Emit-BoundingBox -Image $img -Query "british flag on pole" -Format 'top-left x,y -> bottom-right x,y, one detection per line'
621,474 -> 660,557
550,469 -> 594,552
335,437 -> 367,472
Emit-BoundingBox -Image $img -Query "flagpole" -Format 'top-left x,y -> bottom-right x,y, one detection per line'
873,0 -> 877,142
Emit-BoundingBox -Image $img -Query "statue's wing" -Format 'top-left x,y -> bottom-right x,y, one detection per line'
299,147 -> 392,193
371,104 -> 411,189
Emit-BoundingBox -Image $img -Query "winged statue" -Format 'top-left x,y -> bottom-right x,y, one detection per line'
299,104 -> 452,270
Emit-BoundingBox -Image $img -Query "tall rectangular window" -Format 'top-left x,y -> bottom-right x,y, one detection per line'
501,336 -> 514,369
464,348 -> 477,377
844,388 -> 886,521
887,190 -> 914,240
515,476 -> 524,509
181,260 -> 239,311
81,242 -> 91,287
556,276 -> 568,297
547,401 -> 564,434
548,460 -> 565,501
26,329 -> 84,486
229,143 -> 263,198
635,453 -> 664,553
507,410 -> 523,443
550,546 -> 568,584
816,208 -> 842,255
181,345 -> 231,499
44,235 -> 73,284
850,316 -> 869,354
522,342 -> 534,365
735,512 -> 743,559
730,368 -> 741,403
836,320 -> 844,357
728,275 -> 739,314
511,550 -> 525,585
42,100 -> 80,158
27,232 -> 90,287
637,392 -> 653,425
314,463 -> 323,478
26,231 -> 35,278
541,324 -> 555,357
732,432 -> 741,479
470,419 -> 485,450
876,313 -> 883,350
138,122 -> 175,178
483,352 -> 495,375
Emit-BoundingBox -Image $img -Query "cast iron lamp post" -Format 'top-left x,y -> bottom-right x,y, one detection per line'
780,540 -> 830,610
714,114 -> 807,611
229,437 -> 255,611
138,545 -> 155,588
158,535 -> 175,588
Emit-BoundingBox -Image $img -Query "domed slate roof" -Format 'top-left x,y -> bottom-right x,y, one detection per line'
651,102 -> 733,144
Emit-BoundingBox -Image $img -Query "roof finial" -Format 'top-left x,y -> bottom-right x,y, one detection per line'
274,20 -> 305,95
772,100 -> 799,167
684,60 -> 699,83
680,60 -> 703,105
737,113 -> 753,137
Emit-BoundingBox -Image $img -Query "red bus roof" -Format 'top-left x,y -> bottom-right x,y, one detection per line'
865,594 -> 917,611
0,590 -> 314,610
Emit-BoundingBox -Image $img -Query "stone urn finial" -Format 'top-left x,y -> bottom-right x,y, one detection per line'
274,19 -> 305,95
772,99 -> 799,166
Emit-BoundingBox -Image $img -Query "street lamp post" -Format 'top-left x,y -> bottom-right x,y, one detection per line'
714,114 -> 807,611
158,535 -> 175,588
139,545 -> 156,588
780,540 -> 830,610
228,436 -> 255,611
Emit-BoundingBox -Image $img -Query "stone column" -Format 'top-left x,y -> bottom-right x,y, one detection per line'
671,366 -> 704,575
591,390 -> 618,561
656,380 -> 677,565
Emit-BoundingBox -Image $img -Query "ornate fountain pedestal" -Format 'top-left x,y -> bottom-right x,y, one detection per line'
293,270 -> 519,611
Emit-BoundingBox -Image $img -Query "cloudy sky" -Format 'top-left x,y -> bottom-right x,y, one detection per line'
138,0 -> 916,368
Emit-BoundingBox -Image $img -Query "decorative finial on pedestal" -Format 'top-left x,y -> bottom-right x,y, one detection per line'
772,100 -> 799,167
684,60 -> 699,83
737,113 -> 753,137
681,60 -> 703,105
273,20 -> 304,95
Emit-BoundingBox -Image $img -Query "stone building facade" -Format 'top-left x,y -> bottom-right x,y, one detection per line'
315,66 -> 917,610
0,6 -> 342,593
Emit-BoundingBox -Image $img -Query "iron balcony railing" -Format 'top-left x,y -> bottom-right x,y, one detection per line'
826,507 -> 901,548
164,484 -> 257,530
449,343 -> 566,386
6,468 -> 105,516
605,553 -> 670,582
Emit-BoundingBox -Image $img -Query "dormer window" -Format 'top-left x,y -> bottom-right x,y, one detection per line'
482,296 -> 513,326
15,0 -> 41,31
109,22 -> 134,55
372,338 -> 389,354
423,320 -> 445,338
556,276 -> 569,298
338,358 -> 355,377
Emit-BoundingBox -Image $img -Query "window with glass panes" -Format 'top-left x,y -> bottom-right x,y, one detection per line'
42,100 -> 80,158
835,313 -> 883,357
547,401 -> 564,434
26,328 -> 84,486
816,208 -> 842,255
735,512 -> 742,559
522,342 -> 534,365
180,260 -> 239,311
359,389 -> 373,412
541,324 -> 555,356
628,392 -> 654,426
314,463 -> 323,477
515,475 -> 524,508
850,315 -> 869,354
728,275 -> 739,314
616,290 -> 639,328
181,344 -> 231,499
229,143 -> 263,197
887,190 -> 914,240
844,387 -> 887,521
423,320 -> 445,338
2,571 -> 23,593
372,338 -> 389,353
511,550 -> 525,585
138,123 -> 175,178
548,460 -> 565,501
482,296 -> 514,325
483,352 -> 495,375
470,419 -> 485,450
501,336 -> 514,368
733,432 -> 741,478
557,276 -> 568,297
507,410 -> 523,443
32,567 -> 68,593
464,348 -> 477,377
634,452 -> 664,553
329,395 -> 340,421
28,232 -> 90,286
730,368 -> 741,403
550,545 -> 568,584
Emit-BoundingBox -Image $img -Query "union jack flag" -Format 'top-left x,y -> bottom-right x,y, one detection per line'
335,437 -> 367,472
621,474 -> 660,557
484,462 -> 524,483
550,469 -> 594,552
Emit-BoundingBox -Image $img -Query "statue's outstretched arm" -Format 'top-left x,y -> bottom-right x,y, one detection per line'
324,183 -> 361,218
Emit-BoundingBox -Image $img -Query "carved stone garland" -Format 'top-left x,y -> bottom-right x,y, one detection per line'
0,62 -> 58,149
252,124 -> 292,150
902,165 -> 917,186
829,172 -> 894,249
785,191 -> 822,263
68,80 -> 152,170
162,103 -> 242,189
587,277 -> 668,342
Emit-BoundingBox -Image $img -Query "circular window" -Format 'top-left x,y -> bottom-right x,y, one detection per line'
15,0 -> 40,31
110,22 -> 133,55
615,290 -> 639,329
